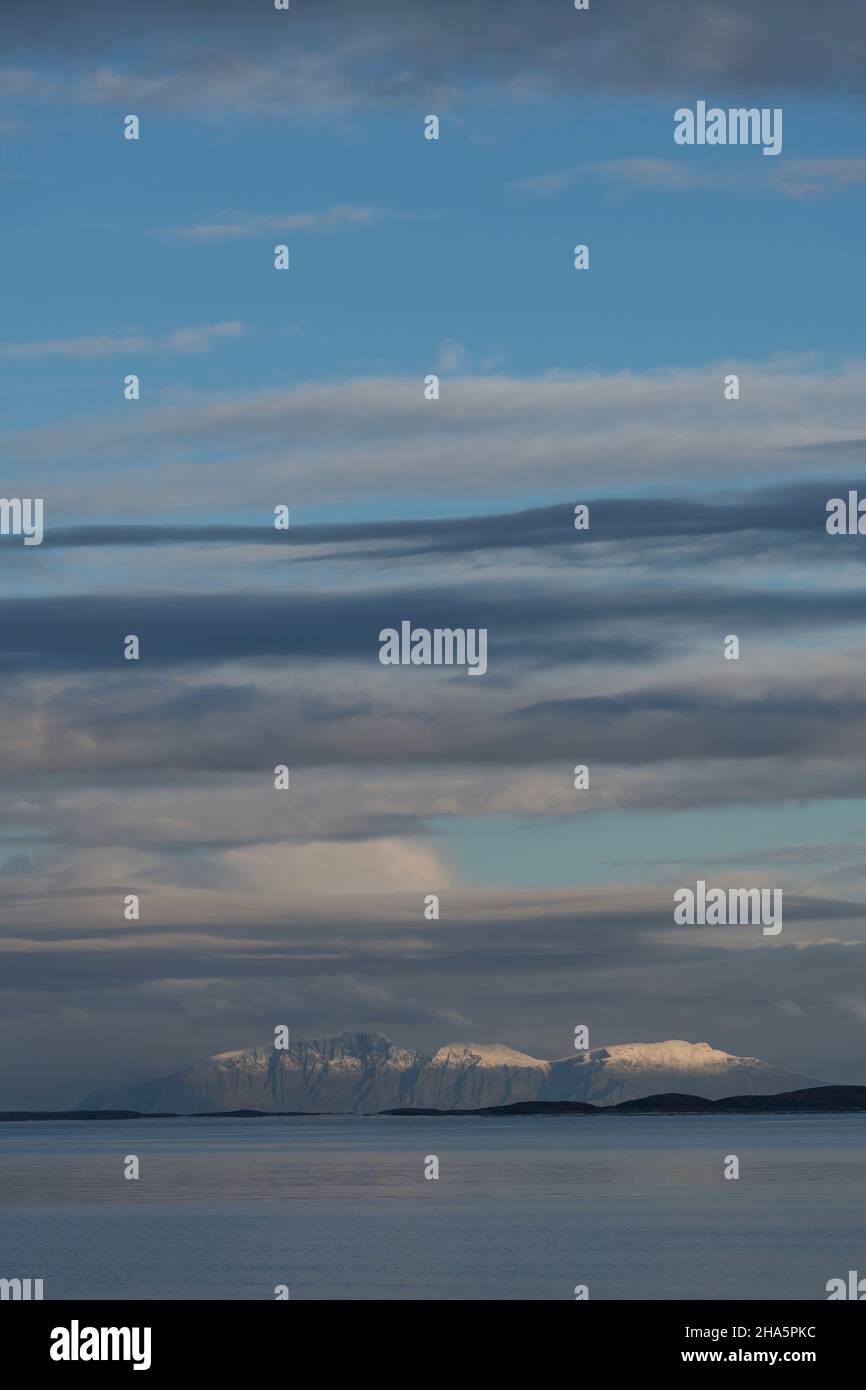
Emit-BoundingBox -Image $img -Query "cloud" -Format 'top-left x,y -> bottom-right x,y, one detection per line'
2,875 -> 865,1094
161,205 -> 387,242
38,480 -> 866,568
0,321 -> 245,360
9,357 -> 866,514
512,159 -> 712,197
436,339 -> 469,372
1,1 -> 866,119
773,158 -> 866,198
162,322 -> 245,352
0,584 -> 657,677
776,999 -> 806,1016
835,996 -> 866,1023
0,67 -> 55,100
511,157 -> 866,200
3,595 -> 866,788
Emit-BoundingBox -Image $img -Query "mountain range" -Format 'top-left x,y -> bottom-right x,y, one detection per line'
79,1032 -> 819,1115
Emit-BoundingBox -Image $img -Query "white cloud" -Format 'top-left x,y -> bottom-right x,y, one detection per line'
0,321 -> 245,360
8,355 -> 866,512
511,157 -> 866,200
215,838 -> 455,895
162,322 -> 245,353
436,338 -> 469,372
162,205 -> 387,242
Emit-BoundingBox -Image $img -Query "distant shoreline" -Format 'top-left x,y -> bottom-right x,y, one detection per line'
3,1085 -> 866,1120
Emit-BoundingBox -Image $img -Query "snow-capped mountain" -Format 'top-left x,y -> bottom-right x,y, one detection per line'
548,1040 -> 817,1106
79,1033 -> 819,1114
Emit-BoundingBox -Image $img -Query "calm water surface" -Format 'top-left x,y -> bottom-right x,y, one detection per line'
0,1114 -> 862,1299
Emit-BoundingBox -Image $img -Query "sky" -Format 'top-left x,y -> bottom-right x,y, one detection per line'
2,0 -> 866,1104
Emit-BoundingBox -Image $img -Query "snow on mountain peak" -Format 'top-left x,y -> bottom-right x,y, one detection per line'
431,1042 -> 548,1068
594,1040 -> 734,1069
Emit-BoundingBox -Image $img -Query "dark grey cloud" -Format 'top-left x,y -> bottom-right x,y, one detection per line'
5,556 -> 866,787
41,479 -> 865,565
784,438 -> 866,457
0,586 -> 652,675
3,889 -> 863,992
3,890 -> 865,1100
513,691 -> 866,763
1,575 -> 865,677
1,2 -> 863,109
5,673 -> 866,788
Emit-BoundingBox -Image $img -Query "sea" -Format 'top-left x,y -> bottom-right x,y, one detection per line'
1,1113 -> 863,1300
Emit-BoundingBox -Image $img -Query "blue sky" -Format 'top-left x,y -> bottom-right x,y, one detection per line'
3,93 -> 866,465
439,801 -> 866,888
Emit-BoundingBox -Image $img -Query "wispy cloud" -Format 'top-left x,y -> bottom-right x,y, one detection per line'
835,996 -> 866,1023
162,205 -> 387,243
0,66 -> 55,101
7,356 -> 866,511
436,338 -> 469,372
772,157 -> 866,198
511,157 -> 866,200
0,320 -> 245,360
